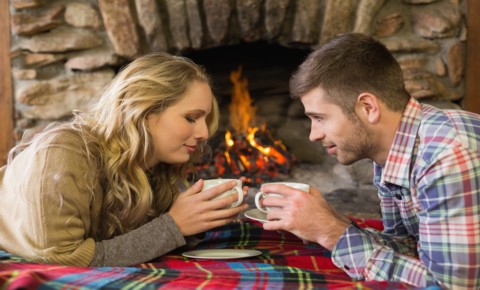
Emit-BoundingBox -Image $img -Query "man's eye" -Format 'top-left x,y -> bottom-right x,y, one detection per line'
309,116 -> 322,121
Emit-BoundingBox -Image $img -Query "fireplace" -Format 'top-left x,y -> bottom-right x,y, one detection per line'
187,43 -> 309,142
182,42 -> 309,185
6,0 -> 467,195
9,0 -> 466,143
183,44 -> 300,184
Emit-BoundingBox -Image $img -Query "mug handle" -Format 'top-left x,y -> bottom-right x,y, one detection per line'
254,192 -> 268,213
231,186 -> 244,207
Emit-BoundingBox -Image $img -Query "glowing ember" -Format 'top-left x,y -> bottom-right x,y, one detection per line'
195,66 -> 295,186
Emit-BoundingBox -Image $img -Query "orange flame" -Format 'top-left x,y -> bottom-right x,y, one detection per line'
223,67 -> 290,173
229,66 -> 256,134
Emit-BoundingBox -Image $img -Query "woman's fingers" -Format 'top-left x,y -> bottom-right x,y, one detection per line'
210,204 -> 248,220
197,180 -> 239,200
242,186 -> 249,197
169,179 -> 249,236
200,206 -> 247,227
184,203 -> 247,234
178,179 -> 204,198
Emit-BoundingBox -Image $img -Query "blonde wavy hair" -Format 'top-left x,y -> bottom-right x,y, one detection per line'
10,52 -> 219,239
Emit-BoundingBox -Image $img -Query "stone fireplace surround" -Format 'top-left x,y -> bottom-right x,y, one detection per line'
10,0 -> 467,159
7,0 -> 469,217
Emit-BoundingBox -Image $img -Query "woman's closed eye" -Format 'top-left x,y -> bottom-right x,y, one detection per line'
184,109 -> 208,124
185,116 -> 196,123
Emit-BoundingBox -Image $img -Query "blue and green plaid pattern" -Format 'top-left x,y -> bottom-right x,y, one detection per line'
332,98 -> 480,289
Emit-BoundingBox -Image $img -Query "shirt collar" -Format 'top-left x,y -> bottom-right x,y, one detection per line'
380,98 -> 422,187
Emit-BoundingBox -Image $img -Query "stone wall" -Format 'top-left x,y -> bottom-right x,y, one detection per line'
9,0 -> 467,180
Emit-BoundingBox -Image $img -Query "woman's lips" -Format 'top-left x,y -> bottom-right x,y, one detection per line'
184,145 -> 197,153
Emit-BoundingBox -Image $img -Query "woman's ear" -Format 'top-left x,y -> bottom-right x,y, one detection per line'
356,93 -> 380,124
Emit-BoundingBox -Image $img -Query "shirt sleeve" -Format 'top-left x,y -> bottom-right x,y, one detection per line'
331,223 -> 437,286
332,147 -> 480,289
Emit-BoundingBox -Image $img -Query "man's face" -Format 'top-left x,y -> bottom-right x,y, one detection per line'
300,87 -> 374,165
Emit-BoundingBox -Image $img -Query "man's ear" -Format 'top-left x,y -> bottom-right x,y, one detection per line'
356,93 -> 380,123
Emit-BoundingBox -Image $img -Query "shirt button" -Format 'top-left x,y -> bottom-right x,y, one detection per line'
395,194 -> 402,200
344,265 -> 350,270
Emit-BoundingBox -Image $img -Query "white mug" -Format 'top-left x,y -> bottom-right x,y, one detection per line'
203,179 -> 244,208
255,182 -> 310,213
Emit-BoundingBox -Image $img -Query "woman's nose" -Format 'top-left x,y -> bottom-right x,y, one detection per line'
195,120 -> 209,140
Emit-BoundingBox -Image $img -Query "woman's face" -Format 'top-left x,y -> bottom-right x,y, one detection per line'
146,81 -> 213,167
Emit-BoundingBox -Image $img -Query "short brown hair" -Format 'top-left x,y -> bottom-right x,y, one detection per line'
289,33 -> 410,114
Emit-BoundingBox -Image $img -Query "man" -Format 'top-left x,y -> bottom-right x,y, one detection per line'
259,33 -> 480,289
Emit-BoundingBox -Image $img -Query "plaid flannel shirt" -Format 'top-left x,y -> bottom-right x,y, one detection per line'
331,98 -> 480,289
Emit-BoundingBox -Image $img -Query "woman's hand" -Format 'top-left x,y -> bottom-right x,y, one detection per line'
168,179 -> 249,236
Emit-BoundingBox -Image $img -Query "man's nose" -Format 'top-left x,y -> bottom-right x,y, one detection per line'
309,125 -> 325,142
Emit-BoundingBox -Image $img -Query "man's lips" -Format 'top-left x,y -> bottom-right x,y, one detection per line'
324,145 -> 336,155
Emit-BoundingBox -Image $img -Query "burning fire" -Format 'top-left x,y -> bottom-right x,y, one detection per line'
196,66 -> 295,186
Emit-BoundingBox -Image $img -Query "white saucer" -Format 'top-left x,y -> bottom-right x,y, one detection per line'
182,249 -> 262,260
244,208 -> 268,223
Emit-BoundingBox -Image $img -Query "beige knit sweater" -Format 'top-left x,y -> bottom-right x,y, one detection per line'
0,131 -> 191,267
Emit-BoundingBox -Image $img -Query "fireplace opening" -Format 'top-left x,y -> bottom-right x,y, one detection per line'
183,41 -> 310,118
184,42 -> 311,185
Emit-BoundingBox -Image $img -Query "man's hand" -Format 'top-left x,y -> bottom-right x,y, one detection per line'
260,183 -> 351,251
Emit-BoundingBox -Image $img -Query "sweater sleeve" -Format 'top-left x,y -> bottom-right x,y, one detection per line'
0,133 -> 190,267
90,213 -> 186,266
1,134 -> 99,266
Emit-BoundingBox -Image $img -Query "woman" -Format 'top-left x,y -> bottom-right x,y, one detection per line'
0,53 -> 248,267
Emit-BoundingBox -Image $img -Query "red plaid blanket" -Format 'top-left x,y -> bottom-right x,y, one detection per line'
0,218 -> 418,289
